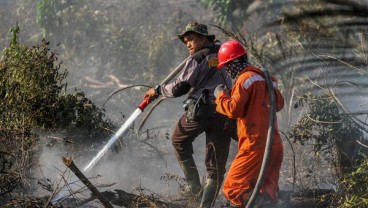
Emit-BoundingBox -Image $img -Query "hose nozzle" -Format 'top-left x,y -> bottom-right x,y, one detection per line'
138,98 -> 150,111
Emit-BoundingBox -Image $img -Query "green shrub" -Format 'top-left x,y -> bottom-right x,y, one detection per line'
0,25 -> 115,197
0,24 -> 114,136
289,93 -> 367,207
339,155 -> 368,207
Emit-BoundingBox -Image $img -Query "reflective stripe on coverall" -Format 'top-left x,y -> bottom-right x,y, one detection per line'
215,65 -> 284,206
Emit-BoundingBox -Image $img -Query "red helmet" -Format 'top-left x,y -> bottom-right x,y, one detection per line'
217,40 -> 247,68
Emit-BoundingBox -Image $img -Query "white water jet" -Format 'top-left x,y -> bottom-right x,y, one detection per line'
83,108 -> 142,172
52,108 -> 143,203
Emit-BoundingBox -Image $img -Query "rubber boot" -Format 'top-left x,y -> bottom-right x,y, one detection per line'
199,179 -> 220,208
178,158 -> 202,197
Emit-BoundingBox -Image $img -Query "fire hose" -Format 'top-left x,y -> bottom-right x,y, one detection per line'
87,56 -> 276,207
85,56 -> 190,172
140,62 -> 276,207
245,68 -> 276,208
76,52 -> 276,207
136,56 -> 190,110
52,56 -> 191,204
138,62 -> 277,208
137,56 -> 191,131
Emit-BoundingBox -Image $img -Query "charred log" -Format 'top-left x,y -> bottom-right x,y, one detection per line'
61,156 -> 113,208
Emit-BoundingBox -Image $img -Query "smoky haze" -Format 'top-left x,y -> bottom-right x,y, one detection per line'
0,0 -> 240,206
1,0 -> 368,207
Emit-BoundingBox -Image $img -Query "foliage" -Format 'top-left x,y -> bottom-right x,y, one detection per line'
199,0 -> 233,25
338,155 -> 368,207
35,0 -> 182,87
1,0 -> 367,206
0,23 -> 66,131
56,91 -> 112,131
0,24 -> 114,134
289,93 -> 363,152
289,92 -> 366,183
199,0 -> 261,27
199,0 -> 276,28
0,25 -> 115,198
289,93 -> 367,207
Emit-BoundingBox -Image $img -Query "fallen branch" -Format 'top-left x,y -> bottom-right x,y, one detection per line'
100,189 -> 184,208
62,156 -> 113,208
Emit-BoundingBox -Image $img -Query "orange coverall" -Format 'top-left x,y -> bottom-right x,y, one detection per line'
215,65 -> 284,206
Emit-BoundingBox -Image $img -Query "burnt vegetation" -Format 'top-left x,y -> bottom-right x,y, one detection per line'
0,0 -> 368,207
0,25 -> 115,207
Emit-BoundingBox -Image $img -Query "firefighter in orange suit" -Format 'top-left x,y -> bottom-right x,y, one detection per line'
214,40 -> 284,207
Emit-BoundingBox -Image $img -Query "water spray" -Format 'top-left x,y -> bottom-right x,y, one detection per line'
83,98 -> 150,172
52,98 -> 150,203
52,56 -> 189,204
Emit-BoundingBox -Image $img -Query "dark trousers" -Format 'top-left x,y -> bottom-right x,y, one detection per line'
172,112 -> 235,181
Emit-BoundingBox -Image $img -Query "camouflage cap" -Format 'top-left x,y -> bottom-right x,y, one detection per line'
177,22 -> 215,43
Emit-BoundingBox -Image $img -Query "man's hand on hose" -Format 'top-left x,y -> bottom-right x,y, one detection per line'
144,85 -> 161,102
214,84 -> 227,98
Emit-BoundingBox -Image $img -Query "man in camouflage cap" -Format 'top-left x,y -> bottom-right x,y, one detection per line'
177,22 -> 216,44
145,21 -> 236,207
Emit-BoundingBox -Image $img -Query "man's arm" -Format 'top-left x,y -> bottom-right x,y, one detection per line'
215,80 -> 249,119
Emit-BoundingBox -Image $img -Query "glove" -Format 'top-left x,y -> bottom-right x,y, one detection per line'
214,84 -> 226,98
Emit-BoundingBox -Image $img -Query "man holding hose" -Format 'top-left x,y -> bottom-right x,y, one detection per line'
214,40 -> 284,207
144,22 -> 236,207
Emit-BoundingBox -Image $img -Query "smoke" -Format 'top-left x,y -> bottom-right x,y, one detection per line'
35,122 -> 235,205
36,129 -> 179,197
4,0 -> 368,207
23,0 -> 221,202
